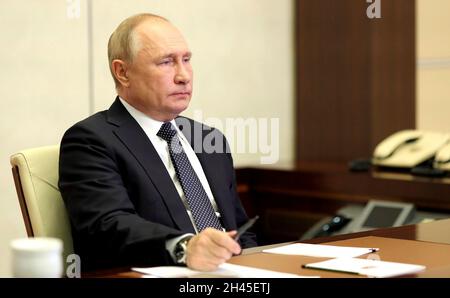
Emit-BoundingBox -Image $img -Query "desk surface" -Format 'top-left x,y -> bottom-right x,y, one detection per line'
87,218 -> 450,278
229,217 -> 450,278
230,236 -> 450,278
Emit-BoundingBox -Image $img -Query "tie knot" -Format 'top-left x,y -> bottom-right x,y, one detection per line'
157,122 -> 177,142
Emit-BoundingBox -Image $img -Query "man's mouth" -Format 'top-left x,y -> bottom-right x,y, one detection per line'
170,91 -> 191,97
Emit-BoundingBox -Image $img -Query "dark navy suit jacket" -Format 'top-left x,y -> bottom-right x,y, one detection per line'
58,98 -> 257,270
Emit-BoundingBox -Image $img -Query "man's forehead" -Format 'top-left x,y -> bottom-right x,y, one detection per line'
135,21 -> 190,54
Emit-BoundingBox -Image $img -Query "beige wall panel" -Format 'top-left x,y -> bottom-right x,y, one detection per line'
417,0 -> 450,132
0,0 -> 89,276
417,0 -> 450,58
92,0 -> 294,166
417,69 -> 450,131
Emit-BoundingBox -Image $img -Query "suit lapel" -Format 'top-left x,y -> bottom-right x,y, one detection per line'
196,152 -> 235,230
107,99 -> 195,233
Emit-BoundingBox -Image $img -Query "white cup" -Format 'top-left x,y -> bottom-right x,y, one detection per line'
10,237 -> 63,278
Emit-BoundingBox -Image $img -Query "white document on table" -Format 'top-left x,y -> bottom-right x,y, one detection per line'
263,243 -> 378,258
132,263 -> 318,278
303,257 -> 426,278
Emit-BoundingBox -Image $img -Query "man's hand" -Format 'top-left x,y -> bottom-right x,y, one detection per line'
185,228 -> 241,271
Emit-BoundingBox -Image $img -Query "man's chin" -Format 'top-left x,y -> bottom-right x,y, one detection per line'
174,98 -> 190,111
168,102 -> 190,118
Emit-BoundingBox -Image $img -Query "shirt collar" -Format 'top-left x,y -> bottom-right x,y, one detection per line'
119,97 -> 185,141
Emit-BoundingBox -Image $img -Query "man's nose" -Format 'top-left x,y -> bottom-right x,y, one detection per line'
174,63 -> 191,84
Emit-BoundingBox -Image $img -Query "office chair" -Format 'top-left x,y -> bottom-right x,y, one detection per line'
10,145 -> 74,261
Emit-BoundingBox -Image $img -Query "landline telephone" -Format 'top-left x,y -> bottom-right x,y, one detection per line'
372,130 -> 449,168
350,130 -> 450,175
301,200 -> 449,240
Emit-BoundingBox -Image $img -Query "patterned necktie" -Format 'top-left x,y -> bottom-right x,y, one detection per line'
157,122 -> 224,232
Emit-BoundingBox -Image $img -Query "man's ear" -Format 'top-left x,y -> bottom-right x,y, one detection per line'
111,59 -> 130,88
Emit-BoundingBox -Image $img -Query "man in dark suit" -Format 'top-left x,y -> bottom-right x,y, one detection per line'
58,13 -> 257,272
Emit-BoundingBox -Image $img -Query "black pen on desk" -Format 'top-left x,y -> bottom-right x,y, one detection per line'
234,215 -> 259,241
301,264 -> 362,276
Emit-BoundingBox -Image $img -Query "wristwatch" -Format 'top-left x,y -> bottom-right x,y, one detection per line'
174,236 -> 192,265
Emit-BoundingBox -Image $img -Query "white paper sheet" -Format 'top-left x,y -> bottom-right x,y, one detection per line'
132,263 -> 319,278
303,257 -> 426,278
263,243 -> 378,258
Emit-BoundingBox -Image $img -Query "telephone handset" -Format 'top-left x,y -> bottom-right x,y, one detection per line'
372,130 -> 449,168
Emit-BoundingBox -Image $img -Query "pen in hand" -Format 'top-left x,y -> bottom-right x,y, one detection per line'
234,215 -> 259,241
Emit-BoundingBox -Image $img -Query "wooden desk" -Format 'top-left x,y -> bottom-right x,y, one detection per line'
87,218 -> 450,278
231,218 -> 450,278
229,236 -> 450,278
235,162 -> 450,244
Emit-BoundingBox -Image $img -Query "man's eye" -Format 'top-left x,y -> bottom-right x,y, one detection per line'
160,60 -> 172,65
183,57 -> 191,63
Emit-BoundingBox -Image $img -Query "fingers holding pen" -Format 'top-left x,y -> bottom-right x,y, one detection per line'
186,228 -> 241,271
